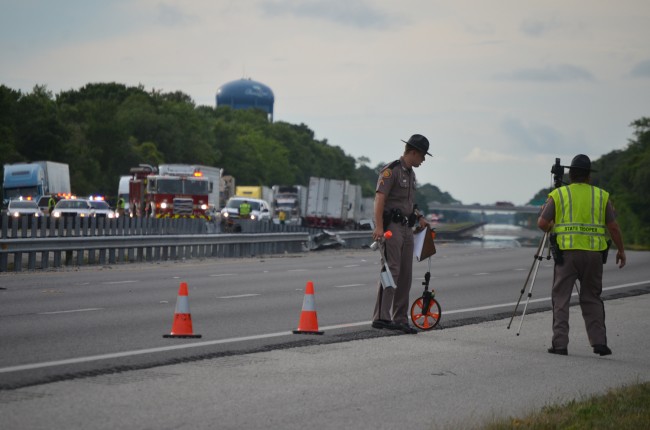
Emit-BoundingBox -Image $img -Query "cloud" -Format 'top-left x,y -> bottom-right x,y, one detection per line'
497,64 -> 594,82
463,147 -> 520,163
501,118 -> 571,153
519,17 -> 559,37
155,2 -> 196,27
629,59 -> 650,78
260,0 -> 399,30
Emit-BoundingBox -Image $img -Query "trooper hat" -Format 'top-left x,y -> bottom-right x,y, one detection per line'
401,134 -> 432,156
567,154 -> 597,172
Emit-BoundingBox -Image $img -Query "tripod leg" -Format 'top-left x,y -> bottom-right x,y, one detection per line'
508,232 -> 548,329
516,233 -> 549,335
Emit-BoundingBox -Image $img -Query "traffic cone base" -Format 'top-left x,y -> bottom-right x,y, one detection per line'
293,280 -> 324,335
163,282 -> 202,338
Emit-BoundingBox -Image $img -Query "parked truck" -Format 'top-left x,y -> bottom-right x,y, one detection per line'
129,165 -> 211,219
117,175 -> 131,215
235,185 -> 272,203
158,164 -> 222,211
270,185 -> 307,224
304,177 -> 363,229
2,161 -> 71,207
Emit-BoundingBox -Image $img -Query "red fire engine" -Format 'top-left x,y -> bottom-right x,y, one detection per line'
129,165 -> 210,219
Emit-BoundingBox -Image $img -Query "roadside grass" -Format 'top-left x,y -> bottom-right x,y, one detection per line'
481,382 -> 650,430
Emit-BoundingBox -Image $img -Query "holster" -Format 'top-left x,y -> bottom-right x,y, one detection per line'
550,233 -> 564,265
383,208 -> 407,230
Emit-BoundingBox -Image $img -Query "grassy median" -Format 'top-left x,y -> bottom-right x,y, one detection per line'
481,382 -> 650,429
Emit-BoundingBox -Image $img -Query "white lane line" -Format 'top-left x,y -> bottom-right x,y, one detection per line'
210,274 -> 236,277
2,280 -> 646,375
217,294 -> 260,299
288,269 -> 307,272
473,273 -> 490,276
334,284 -> 365,288
513,268 -> 527,271
102,280 -> 138,285
343,264 -> 360,268
38,308 -> 103,315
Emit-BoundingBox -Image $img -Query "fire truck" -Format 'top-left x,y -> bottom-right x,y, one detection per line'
128,165 -> 211,219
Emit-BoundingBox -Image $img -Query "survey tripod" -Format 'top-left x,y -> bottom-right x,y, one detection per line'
506,157 -> 580,335
506,231 -> 553,335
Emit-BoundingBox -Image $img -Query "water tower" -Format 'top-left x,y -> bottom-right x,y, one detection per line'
215,78 -> 275,121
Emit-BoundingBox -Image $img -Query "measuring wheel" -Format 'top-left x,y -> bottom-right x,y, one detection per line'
410,293 -> 442,330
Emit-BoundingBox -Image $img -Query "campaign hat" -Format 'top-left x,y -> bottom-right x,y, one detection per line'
401,134 -> 432,156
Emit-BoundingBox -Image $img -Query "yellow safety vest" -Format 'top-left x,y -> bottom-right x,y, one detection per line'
549,183 -> 608,251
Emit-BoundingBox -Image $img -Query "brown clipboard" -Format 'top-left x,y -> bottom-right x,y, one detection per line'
416,227 -> 437,261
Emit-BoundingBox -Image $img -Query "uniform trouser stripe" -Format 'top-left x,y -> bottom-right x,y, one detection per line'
372,223 -> 413,324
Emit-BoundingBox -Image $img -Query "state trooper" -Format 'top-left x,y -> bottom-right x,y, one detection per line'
538,154 -> 626,356
371,134 -> 431,334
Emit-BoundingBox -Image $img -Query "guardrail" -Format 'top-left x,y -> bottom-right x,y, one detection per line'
0,214 -> 374,272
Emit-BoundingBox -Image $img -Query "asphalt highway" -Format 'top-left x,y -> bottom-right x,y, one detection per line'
0,243 -> 649,428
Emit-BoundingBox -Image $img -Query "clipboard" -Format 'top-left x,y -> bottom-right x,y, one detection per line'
414,227 -> 436,262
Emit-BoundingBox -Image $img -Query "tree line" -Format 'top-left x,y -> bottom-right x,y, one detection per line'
1,83 -> 647,246
526,118 -> 650,248
0,82 -> 456,207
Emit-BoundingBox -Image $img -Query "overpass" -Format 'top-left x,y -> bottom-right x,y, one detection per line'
427,203 -> 543,214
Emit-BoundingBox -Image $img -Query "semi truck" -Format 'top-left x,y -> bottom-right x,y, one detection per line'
2,161 -> 71,207
304,177 -> 363,229
271,185 -> 307,224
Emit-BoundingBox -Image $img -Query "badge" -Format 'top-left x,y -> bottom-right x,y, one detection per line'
382,169 -> 392,178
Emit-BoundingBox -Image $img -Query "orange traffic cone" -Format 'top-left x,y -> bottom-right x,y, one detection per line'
163,282 -> 202,338
293,280 -> 324,335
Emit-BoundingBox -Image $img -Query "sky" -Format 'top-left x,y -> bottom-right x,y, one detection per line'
1,0 -> 649,205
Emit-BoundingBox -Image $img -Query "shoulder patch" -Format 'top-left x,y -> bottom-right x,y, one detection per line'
379,159 -> 400,179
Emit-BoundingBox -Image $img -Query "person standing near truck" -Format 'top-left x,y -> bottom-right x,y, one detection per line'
239,200 -> 251,219
371,134 -> 431,334
48,196 -> 56,215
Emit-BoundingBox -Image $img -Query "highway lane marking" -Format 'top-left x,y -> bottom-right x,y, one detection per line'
217,294 -> 260,299
343,264 -> 360,268
38,308 -> 104,315
2,279 -> 647,375
210,274 -> 236,277
473,273 -> 490,276
288,269 -> 308,272
334,284 -> 365,288
102,280 -> 138,285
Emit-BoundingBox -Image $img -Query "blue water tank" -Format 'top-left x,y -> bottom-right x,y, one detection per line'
216,78 -> 275,121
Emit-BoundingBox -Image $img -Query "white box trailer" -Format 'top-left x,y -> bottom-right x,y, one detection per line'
305,177 -> 351,228
345,183 -> 363,223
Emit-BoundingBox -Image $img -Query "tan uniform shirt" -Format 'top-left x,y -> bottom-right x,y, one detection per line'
376,157 -> 416,215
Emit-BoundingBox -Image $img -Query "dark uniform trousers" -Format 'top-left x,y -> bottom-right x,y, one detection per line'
373,222 -> 413,324
552,250 -> 607,349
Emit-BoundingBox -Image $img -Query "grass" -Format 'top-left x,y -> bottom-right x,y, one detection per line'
480,382 -> 650,430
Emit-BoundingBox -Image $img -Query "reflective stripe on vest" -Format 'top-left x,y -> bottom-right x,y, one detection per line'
549,183 -> 608,251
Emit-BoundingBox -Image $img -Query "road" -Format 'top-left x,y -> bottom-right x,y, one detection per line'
1,243 -> 648,391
